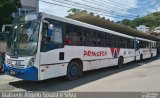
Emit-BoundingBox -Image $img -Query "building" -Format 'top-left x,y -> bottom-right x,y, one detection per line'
154,26 -> 160,34
15,0 -> 38,16
136,25 -> 149,33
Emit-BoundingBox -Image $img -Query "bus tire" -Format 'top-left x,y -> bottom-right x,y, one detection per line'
67,61 -> 81,80
140,54 -> 143,61
118,56 -> 124,68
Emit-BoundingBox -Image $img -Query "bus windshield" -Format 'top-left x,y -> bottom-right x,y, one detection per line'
6,21 -> 40,56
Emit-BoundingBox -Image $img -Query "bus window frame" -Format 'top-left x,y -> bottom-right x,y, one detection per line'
40,18 -> 65,52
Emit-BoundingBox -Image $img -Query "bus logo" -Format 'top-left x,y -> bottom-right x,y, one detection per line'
15,61 -> 21,65
110,48 -> 120,58
84,50 -> 107,57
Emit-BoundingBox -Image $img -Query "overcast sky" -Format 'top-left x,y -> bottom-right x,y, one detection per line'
39,0 -> 160,21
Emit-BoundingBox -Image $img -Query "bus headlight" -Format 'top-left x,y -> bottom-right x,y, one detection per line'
27,57 -> 35,67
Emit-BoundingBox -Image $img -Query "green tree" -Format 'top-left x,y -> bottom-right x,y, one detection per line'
0,0 -> 21,29
67,8 -> 81,15
118,12 -> 160,29
118,19 -> 131,25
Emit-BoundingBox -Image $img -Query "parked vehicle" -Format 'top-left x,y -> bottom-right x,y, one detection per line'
3,13 -> 158,81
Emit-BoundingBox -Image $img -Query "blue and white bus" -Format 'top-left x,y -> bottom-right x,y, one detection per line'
4,13 -> 157,81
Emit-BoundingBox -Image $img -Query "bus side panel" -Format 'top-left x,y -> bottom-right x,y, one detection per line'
123,56 -> 135,64
39,46 -> 135,80
65,46 -> 116,72
95,58 -> 118,69
83,61 -> 96,71
83,48 -> 135,70
39,63 -> 68,80
143,53 -> 152,59
119,49 -> 135,64
136,48 -> 152,60
152,48 -> 157,57
136,50 -> 140,61
39,48 -> 68,80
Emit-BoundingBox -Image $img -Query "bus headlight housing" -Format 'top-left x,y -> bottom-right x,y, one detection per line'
27,57 -> 35,67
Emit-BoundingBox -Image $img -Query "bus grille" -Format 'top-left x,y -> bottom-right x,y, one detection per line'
8,64 -> 26,69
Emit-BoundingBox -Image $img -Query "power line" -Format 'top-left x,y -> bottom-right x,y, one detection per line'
107,0 -> 155,15
39,0 -> 136,20
81,0 -> 139,16
58,0 -> 137,18
86,0 -> 145,14
107,0 -> 135,9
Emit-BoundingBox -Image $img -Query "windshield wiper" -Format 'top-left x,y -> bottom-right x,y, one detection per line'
27,23 -> 38,43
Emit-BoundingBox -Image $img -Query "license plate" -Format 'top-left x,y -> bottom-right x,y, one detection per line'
10,70 -> 16,75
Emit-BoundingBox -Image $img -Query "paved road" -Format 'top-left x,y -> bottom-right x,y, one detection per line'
0,56 -> 160,92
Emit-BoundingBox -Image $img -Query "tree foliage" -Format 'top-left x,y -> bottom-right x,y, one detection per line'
118,12 -> 160,29
67,8 -> 81,15
0,0 -> 21,29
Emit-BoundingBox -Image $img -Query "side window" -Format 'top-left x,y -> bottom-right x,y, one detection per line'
109,34 -> 117,47
97,32 -> 101,46
126,38 -> 133,49
139,40 -> 142,48
66,24 -> 82,46
82,28 -> 90,46
144,41 -> 148,48
108,33 -> 112,47
117,36 -> 121,48
89,30 -> 94,46
136,40 -> 140,50
77,27 -> 83,46
67,25 -> 77,45
41,18 -> 63,52
105,33 -> 109,47
123,37 -> 127,48
153,42 -> 156,48
120,37 -> 124,48
101,32 -> 106,47
149,42 -> 151,48
93,31 -> 97,46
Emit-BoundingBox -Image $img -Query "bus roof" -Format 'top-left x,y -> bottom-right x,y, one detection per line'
66,11 -> 160,41
136,37 -> 156,43
41,12 -> 134,39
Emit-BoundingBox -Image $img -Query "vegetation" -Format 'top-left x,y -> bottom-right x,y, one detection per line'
117,12 -> 160,29
67,8 -> 81,15
0,0 -> 21,29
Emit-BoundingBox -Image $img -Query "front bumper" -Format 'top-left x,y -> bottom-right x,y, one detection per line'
4,64 -> 38,81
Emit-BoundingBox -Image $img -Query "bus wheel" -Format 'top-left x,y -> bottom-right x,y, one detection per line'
118,57 -> 124,68
67,61 -> 80,80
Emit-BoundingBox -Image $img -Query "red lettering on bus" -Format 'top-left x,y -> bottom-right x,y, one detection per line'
84,50 -> 107,57
84,51 -> 87,57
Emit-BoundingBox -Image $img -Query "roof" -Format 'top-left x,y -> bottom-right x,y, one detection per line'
67,11 -> 160,41
42,13 -> 134,39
